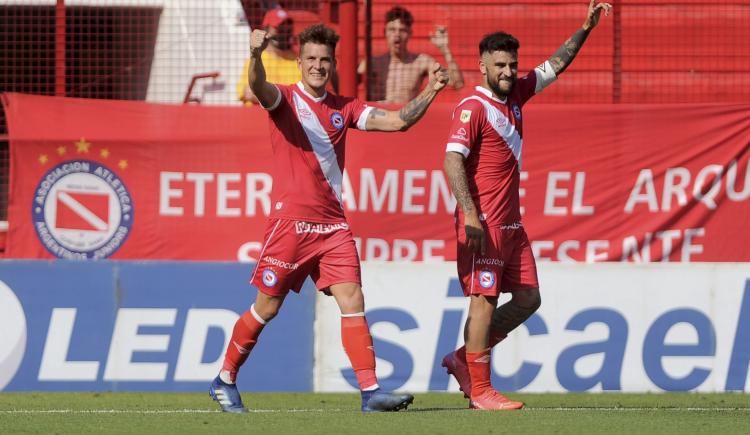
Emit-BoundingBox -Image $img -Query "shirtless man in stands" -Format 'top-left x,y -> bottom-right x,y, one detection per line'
361,5 -> 464,103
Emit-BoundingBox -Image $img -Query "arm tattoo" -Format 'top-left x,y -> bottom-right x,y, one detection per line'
444,155 -> 477,215
549,28 -> 590,75
367,108 -> 387,120
398,90 -> 433,128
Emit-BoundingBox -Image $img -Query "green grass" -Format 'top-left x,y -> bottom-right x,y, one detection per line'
1,392 -> 749,434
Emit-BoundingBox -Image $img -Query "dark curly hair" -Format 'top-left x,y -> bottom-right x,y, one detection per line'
479,32 -> 520,56
298,24 -> 340,56
385,5 -> 413,28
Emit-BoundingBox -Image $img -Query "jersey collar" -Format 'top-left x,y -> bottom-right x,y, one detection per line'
296,81 -> 327,102
475,86 -> 507,104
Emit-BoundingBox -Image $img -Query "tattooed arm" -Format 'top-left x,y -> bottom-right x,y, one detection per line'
444,152 -> 485,255
548,0 -> 612,75
364,62 -> 449,132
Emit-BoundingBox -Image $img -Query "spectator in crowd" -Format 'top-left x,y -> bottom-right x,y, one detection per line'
360,5 -> 464,103
237,7 -> 301,105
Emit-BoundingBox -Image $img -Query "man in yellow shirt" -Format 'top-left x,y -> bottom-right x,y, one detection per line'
237,7 -> 301,105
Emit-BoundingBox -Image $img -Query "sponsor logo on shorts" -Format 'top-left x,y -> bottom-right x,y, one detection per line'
459,110 -> 472,123
512,104 -> 521,120
32,160 -> 133,259
451,127 -> 468,141
500,222 -> 523,230
262,269 -> 278,287
479,270 -> 496,289
475,258 -> 504,267
263,256 -> 299,270
330,112 -> 344,130
294,221 -> 349,234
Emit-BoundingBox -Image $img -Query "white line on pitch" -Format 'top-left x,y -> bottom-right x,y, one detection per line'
530,407 -> 750,412
1,407 -> 749,414
0,409 -> 343,414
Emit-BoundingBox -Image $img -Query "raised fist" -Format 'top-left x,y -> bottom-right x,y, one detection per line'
429,62 -> 449,92
250,29 -> 271,56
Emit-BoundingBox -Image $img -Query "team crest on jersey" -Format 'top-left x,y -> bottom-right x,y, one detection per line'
511,104 -> 522,120
330,112 -> 344,130
262,269 -> 278,287
32,159 -> 133,259
478,270 -> 496,289
459,109 -> 472,123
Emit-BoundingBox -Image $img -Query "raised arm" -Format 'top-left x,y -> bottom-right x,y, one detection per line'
365,63 -> 449,132
444,152 -> 485,254
248,29 -> 282,108
548,0 -> 612,76
430,25 -> 464,89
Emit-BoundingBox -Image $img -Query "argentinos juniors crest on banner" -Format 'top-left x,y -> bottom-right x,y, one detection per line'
1,93 -> 272,260
31,148 -> 133,259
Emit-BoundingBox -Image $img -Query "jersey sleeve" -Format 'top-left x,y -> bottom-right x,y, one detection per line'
346,97 -> 374,131
445,99 -> 483,158
261,83 -> 286,111
515,60 -> 557,106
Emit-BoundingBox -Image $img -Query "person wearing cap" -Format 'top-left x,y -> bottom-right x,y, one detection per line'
237,7 -> 301,105
360,5 -> 464,103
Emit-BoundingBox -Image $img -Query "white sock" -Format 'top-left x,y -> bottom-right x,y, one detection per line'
219,370 -> 235,384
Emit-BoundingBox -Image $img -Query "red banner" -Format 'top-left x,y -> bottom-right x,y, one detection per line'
3,93 -> 749,262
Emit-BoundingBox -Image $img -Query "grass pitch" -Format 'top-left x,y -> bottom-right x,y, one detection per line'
1,392 -> 749,434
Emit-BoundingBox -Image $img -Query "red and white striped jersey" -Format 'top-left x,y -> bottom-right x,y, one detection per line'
263,82 -> 373,223
445,62 -> 556,227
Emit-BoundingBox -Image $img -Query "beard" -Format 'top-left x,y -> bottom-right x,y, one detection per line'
488,76 -> 513,98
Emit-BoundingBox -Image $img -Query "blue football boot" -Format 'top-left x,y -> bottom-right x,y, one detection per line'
209,376 -> 249,413
361,388 -> 414,412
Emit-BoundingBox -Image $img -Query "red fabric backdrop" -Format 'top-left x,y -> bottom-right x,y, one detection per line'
3,93 -> 749,262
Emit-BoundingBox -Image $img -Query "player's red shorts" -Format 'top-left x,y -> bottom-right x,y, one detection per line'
250,218 -> 361,296
456,222 -> 539,297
